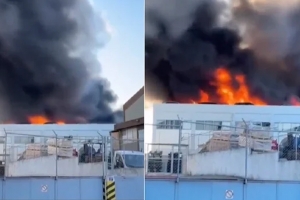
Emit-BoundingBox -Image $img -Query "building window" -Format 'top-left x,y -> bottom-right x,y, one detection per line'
121,128 -> 136,144
235,121 -> 271,128
138,129 -> 144,152
195,121 -> 229,130
274,123 -> 300,131
157,120 -> 181,129
14,136 -> 34,144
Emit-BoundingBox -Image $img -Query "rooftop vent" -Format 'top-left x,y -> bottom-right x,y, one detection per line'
164,101 -> 179,104
198,102 -> 217,104
234,102 -> 254,105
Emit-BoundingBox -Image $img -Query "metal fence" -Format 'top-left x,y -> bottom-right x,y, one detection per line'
145,143 -> 187,175
145,120 -> 300,181
0,128 -> 144,178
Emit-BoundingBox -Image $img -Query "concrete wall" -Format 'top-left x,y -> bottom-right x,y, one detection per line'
7,155 -> 144,177
145,179 -> 300,200
125,94 -> 144,121
187,148 -> 300,181
108,168 -> 144,176
7,155 -> 104,177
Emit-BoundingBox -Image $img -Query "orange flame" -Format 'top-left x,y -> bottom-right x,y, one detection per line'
27,116 -> 65,125
198,68 -> 267,105
289,96 -> 300,106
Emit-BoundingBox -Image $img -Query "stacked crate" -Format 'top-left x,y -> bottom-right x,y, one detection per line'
206,131 -> 239,152
47,138 -> 73,157
21,144 -> 48,160
238,123 -> 273,151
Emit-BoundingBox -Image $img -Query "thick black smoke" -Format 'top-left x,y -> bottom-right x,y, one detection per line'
145,0 -> 300,105
0,0 -> 122,123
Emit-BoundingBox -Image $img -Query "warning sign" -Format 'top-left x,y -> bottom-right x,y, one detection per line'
41,185 -> 48,193
225,190 -> 234,199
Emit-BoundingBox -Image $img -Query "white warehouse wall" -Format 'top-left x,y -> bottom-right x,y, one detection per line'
0,124 -> 114,137
145,106 -> 153,152
146,104 -> 300,153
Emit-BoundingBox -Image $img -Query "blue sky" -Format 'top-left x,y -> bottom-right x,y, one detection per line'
95,0 -> 144,109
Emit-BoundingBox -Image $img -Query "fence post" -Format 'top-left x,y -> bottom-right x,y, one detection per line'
97,132 -> 105,177
296,134 -> 298,160
53,131 -> 58,180
146,143 -> 149,174
3,129 -> 7,180
110,136 -> 114,174
242,119 -> 249,184
171,146 -> 174,174
176,119 -> 183,182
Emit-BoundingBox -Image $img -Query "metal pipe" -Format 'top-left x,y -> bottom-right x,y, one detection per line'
53,131 -> 58,180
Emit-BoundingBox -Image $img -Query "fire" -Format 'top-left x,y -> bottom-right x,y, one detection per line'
197,68 -> 267,105
27,116 -> 65,125
289,96 -> 300,106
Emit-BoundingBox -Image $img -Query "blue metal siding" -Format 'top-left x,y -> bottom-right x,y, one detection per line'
245,183 -> 277,200
0,177 -> 102,200
0,176 -> 142,200
5,179 -> 31,200
211,182 -> 243,200
80,178 -> 103,200
146,180 -> 175,200
30,178 -> 55,200
277,183 -> 300,200
177,181 -> 212,200
115,176 -> 144,200
146,179 -> 300,200
56,179 -> 81,200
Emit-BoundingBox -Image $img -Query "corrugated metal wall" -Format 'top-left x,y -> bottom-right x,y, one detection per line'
0,176 -> 143,200
0,177 -> 102,200
146,179 -> 300,200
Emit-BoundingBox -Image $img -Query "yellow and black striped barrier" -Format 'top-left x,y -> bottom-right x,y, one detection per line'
104,176 -> 116,200
102,178 -> 106,200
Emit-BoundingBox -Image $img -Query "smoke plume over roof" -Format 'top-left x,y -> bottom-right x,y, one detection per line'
0,0 -> 121,123
145,0 -> 300,105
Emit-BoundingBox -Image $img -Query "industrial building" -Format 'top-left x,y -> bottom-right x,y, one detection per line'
111,87 -> 144,152
145,104 -> 300,150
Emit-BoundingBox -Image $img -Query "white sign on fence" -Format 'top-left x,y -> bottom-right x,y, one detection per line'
41,185 -> 48,193
225,190 -> 234,199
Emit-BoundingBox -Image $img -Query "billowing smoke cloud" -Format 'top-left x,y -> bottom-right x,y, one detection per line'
145,0 -> 300,105
0,0 -> 122,123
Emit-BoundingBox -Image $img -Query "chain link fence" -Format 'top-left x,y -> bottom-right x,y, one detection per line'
145,143 -> 187,174
146,119 -> 300,180
0,128 -> 145,177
